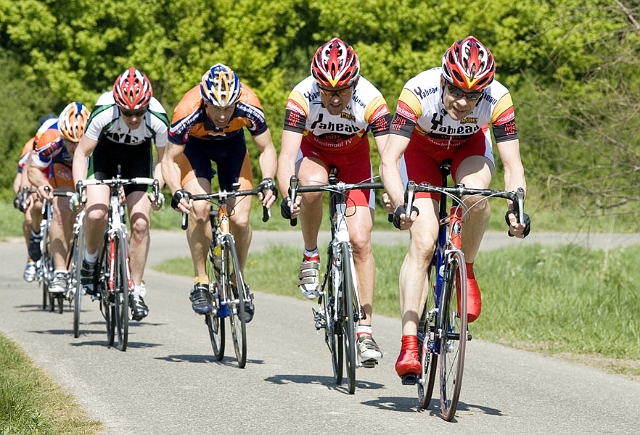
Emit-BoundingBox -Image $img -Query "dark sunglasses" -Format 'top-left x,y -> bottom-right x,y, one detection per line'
446,84 -> 483,101
120,108 -> 147,118
318,86 -> 352,98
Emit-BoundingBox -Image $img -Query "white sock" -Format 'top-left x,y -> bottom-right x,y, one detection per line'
357,325 -> 372,337
84,249 -> 98,264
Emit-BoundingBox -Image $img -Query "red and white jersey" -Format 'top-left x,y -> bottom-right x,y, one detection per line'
283,76 -> 390,153
391,67 -> 518,147
84,91 -> 169,147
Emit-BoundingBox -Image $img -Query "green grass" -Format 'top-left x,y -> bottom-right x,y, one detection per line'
0,333 -> 102,434
155,242 -> 640,377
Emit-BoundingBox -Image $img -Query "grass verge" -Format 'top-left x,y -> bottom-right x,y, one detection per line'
154,242 -> 640,378
0,333 -> 102,434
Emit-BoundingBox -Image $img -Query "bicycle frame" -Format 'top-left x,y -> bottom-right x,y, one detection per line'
405,162 -> 525,420
77,175 -> 159,351
289,170 -> 384,394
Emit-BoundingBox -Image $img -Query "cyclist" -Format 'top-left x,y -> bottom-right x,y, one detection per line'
163,63 -> 277,318
277,38 -> 391,365
14,115 -> 57,282
379,36 -> 530,378
28,102 -> 90,294
72,67 -> 168,321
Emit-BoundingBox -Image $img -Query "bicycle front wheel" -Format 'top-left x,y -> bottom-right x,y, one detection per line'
205,241 -> 225,361
418,261 -> 438,409
225,237 -> 247,368
113,235 -> 129,351
439,250 -> 468,421
72,229 -> 84,338
339,242 -> 357,395
323,253 -> 343,384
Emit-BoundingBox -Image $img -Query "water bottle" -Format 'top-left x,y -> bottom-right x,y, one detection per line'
213,242 -> 222,274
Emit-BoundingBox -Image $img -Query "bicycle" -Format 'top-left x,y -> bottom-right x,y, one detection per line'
76,174 -> 159,351
181,183 -> 271,368
400,161 -> 525,421
288,168 -> 384,394
35,187 -> 74,314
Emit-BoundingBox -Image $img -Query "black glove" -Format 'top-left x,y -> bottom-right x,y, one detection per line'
258,177 -> 278,200
171,189 -> 190,210
392,204 -> 419,230
280,197 -> 292,219
505,209 -> 531,237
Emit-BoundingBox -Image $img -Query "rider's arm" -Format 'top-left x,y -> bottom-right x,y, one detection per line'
496,138 -> 526,196
27,158 -> 53,199
72,134 -> 98,184
276,129 -> 303,199
379,133 -> 411,209
251,128 -> 278,207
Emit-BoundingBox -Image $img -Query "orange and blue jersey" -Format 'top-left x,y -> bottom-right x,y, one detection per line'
17,117 -> 58,172
168,84 -> 269,145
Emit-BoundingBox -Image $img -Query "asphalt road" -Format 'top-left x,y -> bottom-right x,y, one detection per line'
1,230 -> 639,434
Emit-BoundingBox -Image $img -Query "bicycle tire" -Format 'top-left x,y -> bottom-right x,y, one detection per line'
439,251 -> 468,421
72,229 -> 83,338
418,263 -> 438,409
41,223 -> 53,312
99,242 -> 115,347
323,251 -> 343,384
113,235 -> 129,351
205,239 -> 225,361
339,241 -> 357,394
225,236 -> 247,368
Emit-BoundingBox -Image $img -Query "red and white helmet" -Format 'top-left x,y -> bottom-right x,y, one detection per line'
442,36 -> 495,91
112,67 -> 153,110
311,38 -> 360,88
58,102 -> 90,142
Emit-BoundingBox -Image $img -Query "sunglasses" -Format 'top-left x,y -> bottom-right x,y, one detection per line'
120,108 -> 147,118
446,84 -> 483,101
318,86 -> 352,98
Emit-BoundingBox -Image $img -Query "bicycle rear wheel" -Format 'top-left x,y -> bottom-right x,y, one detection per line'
339,242 -> 357,394
439,251 -> 468,421
418,261 -> 438,409
113,235 -> 129,351
225,237 -> 247,368
322,256 -> 343,384
205,241 -> 225,361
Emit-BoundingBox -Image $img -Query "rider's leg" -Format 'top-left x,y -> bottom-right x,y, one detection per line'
126,190 -> 152,286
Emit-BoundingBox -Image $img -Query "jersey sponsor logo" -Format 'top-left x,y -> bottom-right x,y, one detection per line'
412,85 -> 439,100
286,100 -> 306,116
37,140 -> 61,161
352,93 -> 366,109
304,90 -> 320,101
309,113 -> 361,134
494,107 -> 515,125
396,101 -> 417,122
460,117 -> 478,124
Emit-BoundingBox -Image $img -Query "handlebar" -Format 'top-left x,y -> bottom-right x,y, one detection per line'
180,186 -> 272,231
287,175 -> 385,227
407,181 -> 526,224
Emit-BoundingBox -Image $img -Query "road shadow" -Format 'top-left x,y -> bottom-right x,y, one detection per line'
155,354 -> 265,366
264,373 -> 384,394
361,394 -> 503,418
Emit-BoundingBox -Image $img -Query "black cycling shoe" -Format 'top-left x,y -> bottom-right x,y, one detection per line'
130,293 -> 149,321
80,260 -> 98,297
243,285 -> 254,323
190,283 -> 213,315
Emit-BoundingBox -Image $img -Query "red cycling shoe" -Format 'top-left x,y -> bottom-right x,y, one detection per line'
457,263 -> 482,323
395,335 -> 421,377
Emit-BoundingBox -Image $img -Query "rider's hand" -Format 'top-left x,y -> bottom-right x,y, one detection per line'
69,192 -> 85,212
505,209 -> 531,238
171,189 -> 190,212
37,184 -> 53,200
392,204 -> 419,230
148,191 -> 165,211
258,177 -> 278,208
280,196 -> 301,220
381,192 -> 395,215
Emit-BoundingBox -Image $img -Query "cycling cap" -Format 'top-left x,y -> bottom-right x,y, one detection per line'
200,64 -> 241,107
311,37 -> 360,88
113,67 -> 153,110
58,102 -> 90,142
442,36 -> 495,91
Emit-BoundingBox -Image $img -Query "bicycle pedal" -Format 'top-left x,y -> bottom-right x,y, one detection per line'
360,359 -> 378,369
401,375 -> 418,385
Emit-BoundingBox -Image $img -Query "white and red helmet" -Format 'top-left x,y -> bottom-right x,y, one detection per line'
112,67 -> 153,110
442,36 -> 495,91
311,37 -> 360,88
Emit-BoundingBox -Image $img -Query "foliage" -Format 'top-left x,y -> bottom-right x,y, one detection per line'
0,0 -> 639,220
